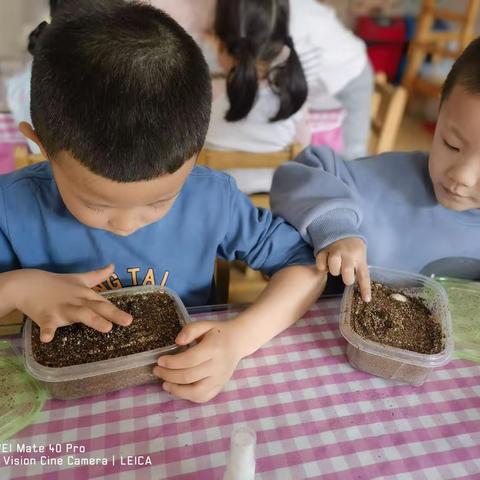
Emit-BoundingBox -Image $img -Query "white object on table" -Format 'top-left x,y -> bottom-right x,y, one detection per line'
223,426 -> 256,480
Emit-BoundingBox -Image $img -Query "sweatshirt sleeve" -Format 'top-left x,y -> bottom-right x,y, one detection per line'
270,146 -> 366,254
217,176 -> 315,275
0,185 -> 20,272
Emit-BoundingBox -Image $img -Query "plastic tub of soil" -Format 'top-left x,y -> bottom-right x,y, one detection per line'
339,266 -> 453,386
23,286 -> 190,400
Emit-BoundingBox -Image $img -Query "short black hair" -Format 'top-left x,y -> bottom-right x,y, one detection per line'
28,0 -> 66,55
441,36 -> 480,104
49,0 -> 63,14
31,0 -> 212,182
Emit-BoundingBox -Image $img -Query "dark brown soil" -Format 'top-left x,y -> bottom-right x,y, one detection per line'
351,283 -> 444,354
32,292 -> 183,368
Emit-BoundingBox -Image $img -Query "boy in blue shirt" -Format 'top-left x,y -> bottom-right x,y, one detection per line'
0,0 -> 325,403
271,37 -> 480,302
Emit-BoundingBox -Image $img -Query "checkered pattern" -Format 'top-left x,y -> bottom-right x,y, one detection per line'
2,298 -> 480,479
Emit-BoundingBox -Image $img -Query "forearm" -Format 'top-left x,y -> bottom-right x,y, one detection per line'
270,146 -> 364,250
232,265 -> 327,358
294,106 -> 312,148
0,270 -> 23,317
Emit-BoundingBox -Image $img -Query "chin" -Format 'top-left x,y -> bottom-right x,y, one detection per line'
434,184 -> 475,211
442,202 -> 466,211
437,196 -> 475,211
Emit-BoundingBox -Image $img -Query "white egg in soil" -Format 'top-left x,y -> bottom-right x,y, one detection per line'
390,293 -> 407,303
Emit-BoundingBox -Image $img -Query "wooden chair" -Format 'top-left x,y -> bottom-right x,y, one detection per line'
0,310 -> 24,337
198,143 -> 303,208
14,145 -> 46,169
213,259 -> 230,304
369,73 -> 408,154
402,0 -> 479,99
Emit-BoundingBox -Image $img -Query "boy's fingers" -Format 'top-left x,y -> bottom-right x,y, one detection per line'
341,261 -> 355,286
157,342 -> 211,369
315,251 -> 328,272
81,315 -> 113,333
40,325 -> 56,343
175,321 -> 216,345
162,378 -> 218,403
153,359 -> 211,385
76,264 -> 115,288
356,264 -> 371,302
65,305 -> 113,333
327,252 -> 342,276
88,300 -> 133,326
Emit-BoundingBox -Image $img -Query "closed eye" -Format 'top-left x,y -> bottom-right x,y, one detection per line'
443,138 -> 460,152
86,204 -> 105,213
150,194 -> 179,209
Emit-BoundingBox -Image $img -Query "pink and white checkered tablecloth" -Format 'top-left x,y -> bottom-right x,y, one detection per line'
2,298 -> 480,479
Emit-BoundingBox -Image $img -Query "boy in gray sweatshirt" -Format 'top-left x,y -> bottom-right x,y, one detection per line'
271,37 -> 480,302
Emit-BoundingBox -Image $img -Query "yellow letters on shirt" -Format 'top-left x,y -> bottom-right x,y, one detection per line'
142,268 -> 155,286
93,267 -> 169,292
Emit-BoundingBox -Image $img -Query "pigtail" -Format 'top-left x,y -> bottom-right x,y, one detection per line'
269,36 -> 308,122
225,38 -> 259,121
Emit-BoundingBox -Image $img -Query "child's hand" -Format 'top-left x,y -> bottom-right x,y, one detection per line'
316,237 -> 371,302
14,264 -> 132,342
153,320 -> 244,403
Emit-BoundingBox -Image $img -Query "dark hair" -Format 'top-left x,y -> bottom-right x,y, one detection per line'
28,0 -> 65,55
30,0 -> 212,182
441,36 -> 480,104
214,0 -> 307,122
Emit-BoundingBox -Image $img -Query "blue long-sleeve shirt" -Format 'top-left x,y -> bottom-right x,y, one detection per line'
271,146 -> 480,277
0,162 -> 315,306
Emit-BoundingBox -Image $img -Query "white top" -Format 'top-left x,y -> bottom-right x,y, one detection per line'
205,81 -> 310,194
290,0 -> 367,95
206,81 -> 309,153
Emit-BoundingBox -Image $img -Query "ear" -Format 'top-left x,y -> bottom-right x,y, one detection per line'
18,122 -> 49,158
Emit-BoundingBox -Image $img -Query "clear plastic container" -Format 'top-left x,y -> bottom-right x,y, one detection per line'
0,341 -> 48,440
339,266 -> 454,386
435,277 -> 480,364
23,286 -> 190,400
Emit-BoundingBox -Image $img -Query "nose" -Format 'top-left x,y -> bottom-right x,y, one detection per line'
108,215 -> 140,236
446,158 -> 479,190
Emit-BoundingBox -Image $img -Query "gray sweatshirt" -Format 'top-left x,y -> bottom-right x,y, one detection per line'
271,146 -> 480,278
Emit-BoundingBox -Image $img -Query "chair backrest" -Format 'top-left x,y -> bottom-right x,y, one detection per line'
402,0 -> 479,98
197,144 -> 303,170
14,146 -> 46,170
198,144 -> 303,209
370,73 -> 408,154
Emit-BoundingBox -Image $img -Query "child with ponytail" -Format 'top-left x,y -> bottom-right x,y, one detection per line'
205,0 -> 311,194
